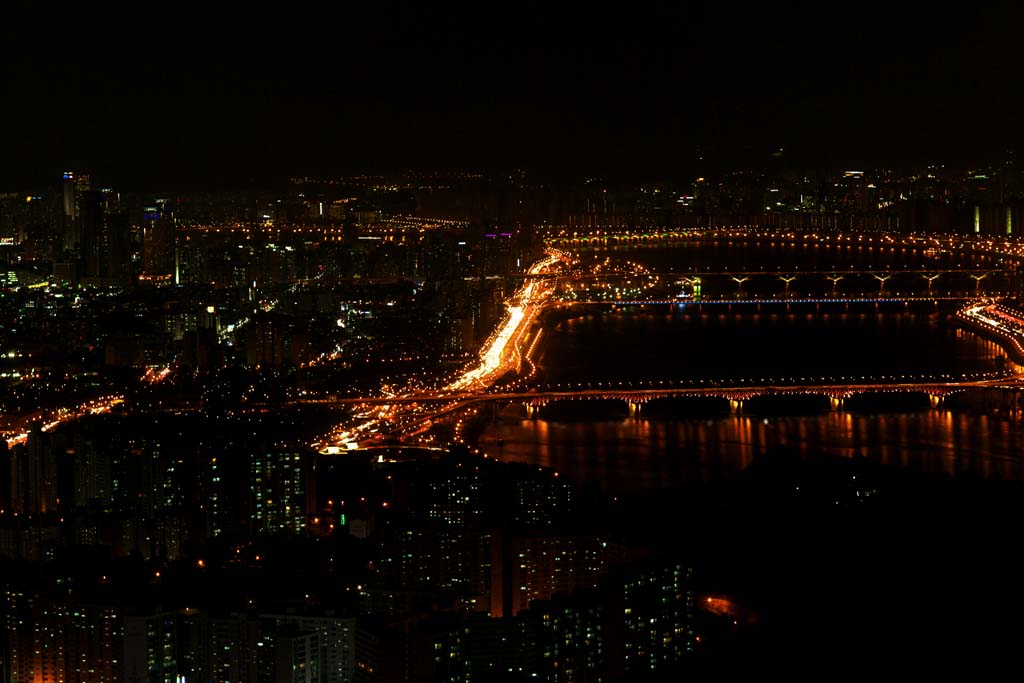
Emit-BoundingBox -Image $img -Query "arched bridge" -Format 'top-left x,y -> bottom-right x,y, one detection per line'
321,377 -> 1020,416
314,377 -> 1023,448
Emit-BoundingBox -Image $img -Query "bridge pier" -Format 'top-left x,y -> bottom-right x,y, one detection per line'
829,396 -> 844,411
728,398 -> 744,414
628,400 -> 643,417
928,393 -> 943,409
525,403 -> 541,419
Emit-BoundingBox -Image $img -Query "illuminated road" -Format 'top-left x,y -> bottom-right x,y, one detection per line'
957,300 -> 1024,360
3,359 -> 173,449
447,251 -> 561,390
3,395 -> 124,449
314,250 -> 565,451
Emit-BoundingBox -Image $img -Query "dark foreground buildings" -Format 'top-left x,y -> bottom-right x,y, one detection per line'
0,445 -> 695,682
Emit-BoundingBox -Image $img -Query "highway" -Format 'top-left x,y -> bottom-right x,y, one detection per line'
3,395 -> 124,449
447,251 -> 561,390
313,250 -> 565,451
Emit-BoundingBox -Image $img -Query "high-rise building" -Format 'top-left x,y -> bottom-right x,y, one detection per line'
244,315 -> 312,369
375,525 -> 495,612
123,608 -> 205,683
61,171 -> 91,252
260,613 -> 355,683
3,589 -> 123,683
72,436 -> 113,509
424,463 -> 483,528
9,423 -> 57,518
206,615 -> 262,683
77,188 -> 131,284
259,626 -> 321,683
501,534 -> 611,617
250,450 -> 315,535
606,561 -> 695,678
205,453 -> 244,539
142,200 -> 175,277
525,594 -> 606,683
62,172 -> 76,222
353,613 -> 469,683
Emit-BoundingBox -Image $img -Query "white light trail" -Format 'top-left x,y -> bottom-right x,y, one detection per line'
314,251 -> 564,452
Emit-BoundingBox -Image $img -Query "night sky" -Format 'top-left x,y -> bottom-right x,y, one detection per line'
3,1 -> 1024,188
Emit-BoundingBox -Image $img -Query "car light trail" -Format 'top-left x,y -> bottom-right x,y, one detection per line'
4,395 -> 124,449
314,251 -> 564,452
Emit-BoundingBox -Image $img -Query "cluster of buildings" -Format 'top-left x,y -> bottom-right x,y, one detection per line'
5,161 -> 1020,679
0,445 -> 695,681
0,172 -> 547,433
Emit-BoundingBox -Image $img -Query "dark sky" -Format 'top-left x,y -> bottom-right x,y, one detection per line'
3,1 -> 1024,189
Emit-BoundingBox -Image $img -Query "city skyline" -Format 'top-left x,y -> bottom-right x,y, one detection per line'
6,2 -> 1024,677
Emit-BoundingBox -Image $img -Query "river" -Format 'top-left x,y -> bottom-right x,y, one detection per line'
478,243 -> 1023,490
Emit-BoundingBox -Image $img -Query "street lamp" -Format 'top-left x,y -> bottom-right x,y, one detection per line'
970,273 -> 988,293
827,274 -> 843,296
779,275 -> 796,297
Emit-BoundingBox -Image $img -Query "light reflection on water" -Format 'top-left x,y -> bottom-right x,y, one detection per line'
485,238 -> 1022,490
480,409 -> 1024,492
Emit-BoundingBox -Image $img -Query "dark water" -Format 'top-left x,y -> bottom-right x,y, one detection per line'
489,242 -> 1024,658
538,307 -> 1003,385
480,408 -> 1024,492
481,295 -> 1023,490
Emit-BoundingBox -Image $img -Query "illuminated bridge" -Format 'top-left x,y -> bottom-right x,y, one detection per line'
556,268 -> 1000,278
324,376 -> 1019,409
553,296 -> 977,306
538,227 -> 1024,263
309,375 -> 1024,449
516,268 -> 1007,284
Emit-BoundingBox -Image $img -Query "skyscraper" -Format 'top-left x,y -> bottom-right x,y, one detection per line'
77,188 -> 131,284
250,449 -> 315,535
61,171 -> 91,252
62,172 -> 76,222
142,199 -> 175,277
